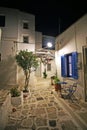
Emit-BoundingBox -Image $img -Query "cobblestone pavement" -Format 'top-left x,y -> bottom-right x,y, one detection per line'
5,78 -> 87,130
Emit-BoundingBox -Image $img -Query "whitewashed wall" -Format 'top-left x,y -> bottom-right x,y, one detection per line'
55,14 -> 87,100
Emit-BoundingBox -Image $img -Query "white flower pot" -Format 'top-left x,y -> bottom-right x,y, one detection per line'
11,92 -> 23,106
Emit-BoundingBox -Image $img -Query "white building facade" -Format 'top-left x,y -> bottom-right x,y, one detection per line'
0,7 -> 35,88
55,14 -> 87,101
0,7 -> 56,88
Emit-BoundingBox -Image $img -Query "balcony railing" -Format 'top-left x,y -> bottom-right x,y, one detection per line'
13,42 -> 35,53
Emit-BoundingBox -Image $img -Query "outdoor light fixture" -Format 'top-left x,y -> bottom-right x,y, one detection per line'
47,42 -> 52,48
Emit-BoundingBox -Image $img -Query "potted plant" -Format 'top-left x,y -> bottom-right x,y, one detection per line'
43,71 -> 47,78
51,75 -> 55,85
10,87 -> 23,106
54,76 -> 61,91
15,50 -> 39,98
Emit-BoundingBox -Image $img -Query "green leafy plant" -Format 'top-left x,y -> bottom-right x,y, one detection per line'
10,87 -> 21,97
54,76 -> 61,91
54,76 -> 60,84
15,50 -> 39,92
43,71 -> 47,78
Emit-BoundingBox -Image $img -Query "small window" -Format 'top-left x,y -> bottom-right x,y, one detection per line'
23,22 -> 29,29
47,63 -> 51,71
0,53 -> 1,61
0,15 -> 5,27
23,36 -> 29,43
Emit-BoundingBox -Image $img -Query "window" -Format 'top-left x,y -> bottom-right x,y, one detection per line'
23,22 -> 29,29
0,15 -> 5,27
0,53 -> 1,61
67,54 -> 72,76
61,52 -> 78,79
47,63 -> 51,71
23,36 -> 29,43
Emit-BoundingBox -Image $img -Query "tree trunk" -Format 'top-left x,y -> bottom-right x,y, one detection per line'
24,70 -> 30,91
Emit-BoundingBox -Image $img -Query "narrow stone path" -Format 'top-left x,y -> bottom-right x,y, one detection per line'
5,77 -> 82,130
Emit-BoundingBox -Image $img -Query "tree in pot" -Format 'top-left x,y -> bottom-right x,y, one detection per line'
15,50 -> 39,97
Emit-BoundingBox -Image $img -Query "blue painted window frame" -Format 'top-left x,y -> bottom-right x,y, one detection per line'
61,52 -> 78,79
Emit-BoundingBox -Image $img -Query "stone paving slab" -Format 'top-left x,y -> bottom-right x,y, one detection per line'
59,120 -> 78,130
59,97 -> 87,127
4,78 -> 87,130
5,88 -> 81,130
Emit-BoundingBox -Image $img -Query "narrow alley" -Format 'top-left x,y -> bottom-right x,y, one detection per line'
4,78 -> 87,130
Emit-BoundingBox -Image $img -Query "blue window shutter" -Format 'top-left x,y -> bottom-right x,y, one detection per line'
61,55 -> 66,77
72,52 -> 78,79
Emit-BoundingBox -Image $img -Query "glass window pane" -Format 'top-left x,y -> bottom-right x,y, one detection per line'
23,36 -> 29,43
23,22 -> 29,29
69,64 -> 72,76
69,55 -> 72,63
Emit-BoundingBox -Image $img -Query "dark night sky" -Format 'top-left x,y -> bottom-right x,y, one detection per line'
0,0 -> 87,37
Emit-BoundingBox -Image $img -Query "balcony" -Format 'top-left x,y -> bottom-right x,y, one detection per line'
14,42 -> 35,53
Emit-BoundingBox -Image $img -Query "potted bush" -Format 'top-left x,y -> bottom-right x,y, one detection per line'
43,71 -> 47,78
10,87 -> 23,106
51,76 -> 55,85
54,76 -> 61,91
15,50 -> 39,97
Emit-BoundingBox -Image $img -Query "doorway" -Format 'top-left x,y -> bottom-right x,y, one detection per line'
83,47 -> 87,101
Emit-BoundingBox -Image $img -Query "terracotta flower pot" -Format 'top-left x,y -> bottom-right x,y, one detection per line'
54,84 -> 61,91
